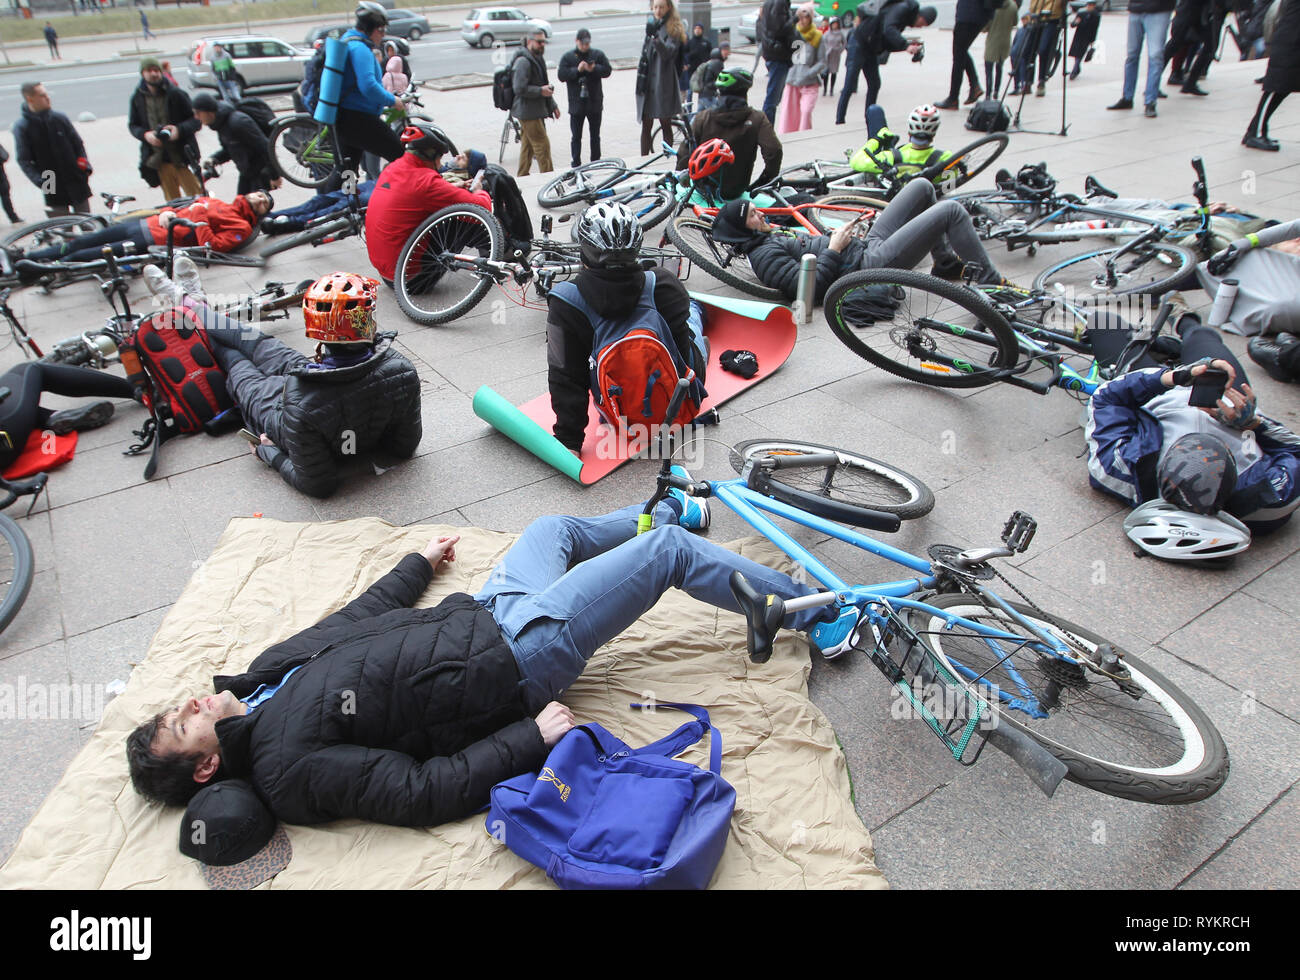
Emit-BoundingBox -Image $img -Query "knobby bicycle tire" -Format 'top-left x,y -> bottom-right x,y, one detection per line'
665,214 -> 784,302
824,268 -> 1019,387
537,158 -> 629,208
259,216 -> 354,258
270,115 -> 338,190
1032,241 -> 1199,298
905,594 -> 1229,804
729,439 -> 935,520
0,513 -> 35,635
3,214 -> 110,250
393,203 -> 504,325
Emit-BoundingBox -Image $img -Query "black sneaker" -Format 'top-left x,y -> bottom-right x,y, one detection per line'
47,401 -> 115,435
1107,98 -> 1133,110
1247,333 -> 1300,382
1144,103 -> 1157,117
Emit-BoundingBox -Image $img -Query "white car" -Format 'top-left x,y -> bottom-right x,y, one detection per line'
739,10 -> 759,43
460,7 -> 553,48
187,36 -> 312,96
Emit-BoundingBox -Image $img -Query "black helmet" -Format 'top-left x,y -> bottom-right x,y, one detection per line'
400,123 -> 457,162
355,2 -> 388,32
714,67 -> 753,96
1158,433 -> 1238,515
575,202 -> 643,269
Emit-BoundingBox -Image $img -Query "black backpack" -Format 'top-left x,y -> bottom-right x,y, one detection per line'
234,96 -> 277,136
965,99 -> 1010,133
492,54 -> 519,111
481,164 -> 534,258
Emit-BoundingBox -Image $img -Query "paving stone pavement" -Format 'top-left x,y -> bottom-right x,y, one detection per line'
0,13 -> 1296,888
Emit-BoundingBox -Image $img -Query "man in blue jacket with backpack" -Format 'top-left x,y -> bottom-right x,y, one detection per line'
333,5 -> 406,183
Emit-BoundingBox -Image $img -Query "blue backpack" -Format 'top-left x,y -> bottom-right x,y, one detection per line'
486,704 -> 736,890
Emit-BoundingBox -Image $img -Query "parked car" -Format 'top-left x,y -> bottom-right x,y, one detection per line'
386,9 -> 432,40
739,10 -> 759,42
187,36 -> 313,96
460,7 -> 553,48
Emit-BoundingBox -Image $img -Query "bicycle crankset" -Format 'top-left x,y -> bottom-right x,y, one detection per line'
927,544 -> 997,581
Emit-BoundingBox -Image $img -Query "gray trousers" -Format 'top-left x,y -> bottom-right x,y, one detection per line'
198,309 -> 304,443
863,179 -> 1001,282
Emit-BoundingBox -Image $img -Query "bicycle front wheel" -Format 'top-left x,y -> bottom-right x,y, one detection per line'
729,439 -> 935,519
270,115 -> 338,189
665,214 -> 784,302
1033,241 -> 1198,298
935,133 -> 1009,194
905,593 -> 1229,804
0,514 -> 35,635
537,159 -> 628,208
823,268 -> 1019,387
394,203 -> 503,325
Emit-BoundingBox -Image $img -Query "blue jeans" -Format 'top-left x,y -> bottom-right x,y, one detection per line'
762,59 -> 791,124
217,78 -> 241,103
474,504 -> 828,710
1123,11 -> 1171,106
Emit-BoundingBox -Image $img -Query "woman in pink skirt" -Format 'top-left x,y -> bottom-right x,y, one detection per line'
777,3 -> 825,134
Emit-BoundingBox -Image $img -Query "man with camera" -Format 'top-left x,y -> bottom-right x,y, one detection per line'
848,0 -> 937,128
127,57 -> 203,202
557,29 -> 612,169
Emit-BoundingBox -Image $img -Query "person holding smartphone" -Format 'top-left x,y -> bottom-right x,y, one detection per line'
1085,314 -> 1300,544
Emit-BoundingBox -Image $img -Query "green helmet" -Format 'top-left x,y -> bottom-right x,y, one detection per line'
714,67 -> 753,96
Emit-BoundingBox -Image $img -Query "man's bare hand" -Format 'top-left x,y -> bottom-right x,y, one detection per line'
250,432 -> 273,456
828,222 -> 854,254
534,701 -> 575,746
144,131 -> 162,147
420,534 -> 460,569
541,84 -> 554,97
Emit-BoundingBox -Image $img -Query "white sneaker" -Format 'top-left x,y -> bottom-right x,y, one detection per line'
142,264 -> 185,306
172,254 -> 206,302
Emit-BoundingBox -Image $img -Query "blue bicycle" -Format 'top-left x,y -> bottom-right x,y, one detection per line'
639,423 -> 1229,804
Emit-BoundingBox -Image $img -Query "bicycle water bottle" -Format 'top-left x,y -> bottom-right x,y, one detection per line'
314,37 -> 347,126
1207,278 -> 1239,328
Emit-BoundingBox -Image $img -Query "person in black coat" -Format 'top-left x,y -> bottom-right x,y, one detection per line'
191,92 -> 281,195
1243,0 -> 1300,148
683,22 -> 713,109
13,81 -> 91,215
847,0 -> 937,126
1069,1 -> 1102,80
556,29 -> 612,168
934,0 -> 992,109
127,57 -> 203,202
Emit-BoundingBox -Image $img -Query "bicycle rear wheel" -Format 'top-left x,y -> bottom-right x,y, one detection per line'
0,513 -> 35,635
1033,241 -> 1198,299
537,159 -> 629,208
905,593 -> 1229,804
823,268 -> 1019,387
729,439 -> 935,519
270,115 -> 338,189
665,214 -> 784,302
935,133 -> 1009,194
3,214 -> 110,251
393,203 -> 503,325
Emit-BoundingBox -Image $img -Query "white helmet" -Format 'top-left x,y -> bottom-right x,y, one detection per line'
908,104 -> 941,147
1123,500 -> 1251,563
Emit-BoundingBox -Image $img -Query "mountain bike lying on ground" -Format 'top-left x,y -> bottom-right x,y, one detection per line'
636,387 -> 1229,804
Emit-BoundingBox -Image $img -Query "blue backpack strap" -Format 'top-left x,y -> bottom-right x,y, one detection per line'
628,702 -> 722,774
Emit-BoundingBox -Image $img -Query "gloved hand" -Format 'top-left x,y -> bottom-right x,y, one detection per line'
1206,243 -> 1238,277
76,156 -> 90,172
646,16 -> 660,37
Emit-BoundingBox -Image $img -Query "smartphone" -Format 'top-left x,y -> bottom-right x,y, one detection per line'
238,428 -> 261,446
1188,368 -> 1229,408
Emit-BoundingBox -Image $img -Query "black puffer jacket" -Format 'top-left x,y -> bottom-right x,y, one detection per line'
760,0 -> 796,62
212,555 -> 547,827
207,102 -> 275,194
255,335 -> 422,498
13,105 -> 91,207
126,76 -> 201,188
748,231 -> 867,304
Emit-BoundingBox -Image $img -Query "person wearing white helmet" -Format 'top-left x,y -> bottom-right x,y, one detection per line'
849,104 -> 955,189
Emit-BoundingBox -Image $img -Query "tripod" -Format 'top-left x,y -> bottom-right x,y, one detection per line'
1009,11 -> 1071,137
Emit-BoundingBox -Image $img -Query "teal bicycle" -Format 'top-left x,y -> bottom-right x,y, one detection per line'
638,401 -> 1229,804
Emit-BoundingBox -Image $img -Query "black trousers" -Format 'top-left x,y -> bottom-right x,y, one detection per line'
947,21 -> 984,101
569,102 -> 602,167
0,164 -> 18,223
0,362 -> 134,469
334,108 -> 403,183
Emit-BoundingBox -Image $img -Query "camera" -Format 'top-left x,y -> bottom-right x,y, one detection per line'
907,39 -> 925,63
157,128 -> 172,143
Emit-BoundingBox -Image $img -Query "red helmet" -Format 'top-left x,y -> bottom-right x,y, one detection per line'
302,272 -> 379,344
689,138 -> 735,182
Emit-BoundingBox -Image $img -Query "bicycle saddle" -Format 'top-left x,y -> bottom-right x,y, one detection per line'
728,570 -> 785,665
1084,175 -> 1117,199
102,193 -> 136,207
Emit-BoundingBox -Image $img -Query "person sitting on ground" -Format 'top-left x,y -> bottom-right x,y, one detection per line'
0,362 -> 135,473
12,192 -> 270,269
675,68 -> 783,201
1085,312 -> 1300,550
710,177 -> 1005,304
439,148 -> 487,189
191,93 -> 282,196
123,491 -> 859,825
365,123 -> 491,285
546,201 -> 708,456
144,261 -> 423,499
849,104 -> 956,190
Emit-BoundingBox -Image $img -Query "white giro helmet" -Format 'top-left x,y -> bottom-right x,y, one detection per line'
1123,499 -> 1251,563
908,104 -> 941,147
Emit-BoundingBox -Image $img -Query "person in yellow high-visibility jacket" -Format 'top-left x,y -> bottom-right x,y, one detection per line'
849,104 -> 956,189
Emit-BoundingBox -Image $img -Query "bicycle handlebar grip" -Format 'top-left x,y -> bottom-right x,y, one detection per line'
101,246 -> 120,278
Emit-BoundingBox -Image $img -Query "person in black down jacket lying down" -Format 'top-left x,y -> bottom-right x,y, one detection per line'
143,260 -> 422,499
125,498 -> 860,828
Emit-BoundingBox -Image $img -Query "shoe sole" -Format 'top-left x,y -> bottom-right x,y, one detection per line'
48,402 -> 114,435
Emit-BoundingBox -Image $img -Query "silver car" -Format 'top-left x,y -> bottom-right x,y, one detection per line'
186,36 -> 313,96
460,7 -> 553,48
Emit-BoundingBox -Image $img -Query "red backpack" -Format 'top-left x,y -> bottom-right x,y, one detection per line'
119,306 -> 241,478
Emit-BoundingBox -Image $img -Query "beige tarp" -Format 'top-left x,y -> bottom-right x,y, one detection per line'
0,517 -> 886,889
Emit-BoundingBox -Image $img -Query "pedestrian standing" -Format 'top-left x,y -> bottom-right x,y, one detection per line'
1108,0 -> 1177,117
44,22 -> 60,60
984,0 -> 1018,97
128,58 -> 204,202
1242,0 -> 1299,149
512,29 -> 561,175
1020,0 -> 1066,97
834,8 -> 860,123
936,0 -> 991,109
14,81 -> 93,216
683,22 -> 712,111
778,3 -> 825,133
692,42 -> 729,111
0,148 -> 21,224
637,0 -> 686,155
1069,0 -> 1101,80
210,44 -> 241,102
141,10 -> 156,40
759,0 -> 796,123
557,29 -> 612,168
821,17 -> 845,95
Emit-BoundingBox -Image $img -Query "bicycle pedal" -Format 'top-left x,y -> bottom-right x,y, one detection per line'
1001,511 -> 1037,553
